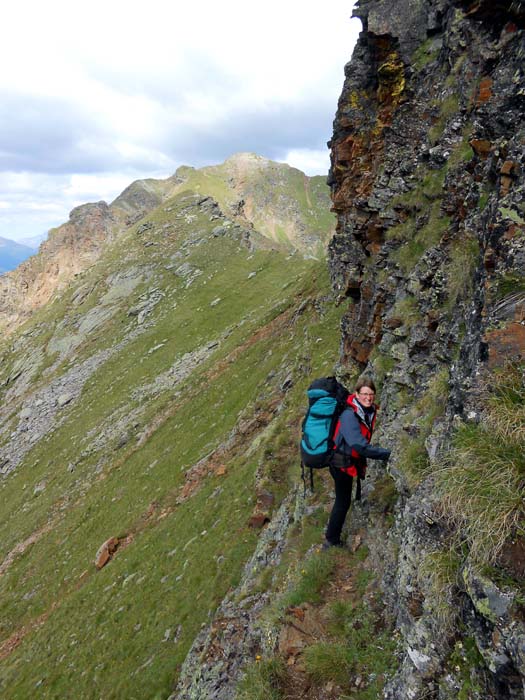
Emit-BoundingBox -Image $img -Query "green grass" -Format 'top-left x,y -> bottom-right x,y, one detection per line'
282,549 -> 337,607
494,274 -> 525,299
446,127 -> 474,169
390,201 -> 451,272
499,207 -> 525,226
395,368 -> 449,487
303,605 -> 397,697
445,236 -> 479,311
236,657 -> 286,700
419,550 -> 461,633
429,94 -> 460,145
435,363 -> 525,563
390,297 -> 421,328
0,187 -> 344,698
392,168 -> 445,211
370,350 -> 396,387
447,637 -> 485,700
411,38 -> 440,71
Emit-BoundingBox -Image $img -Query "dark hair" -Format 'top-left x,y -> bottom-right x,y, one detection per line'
355,376 -> 376,393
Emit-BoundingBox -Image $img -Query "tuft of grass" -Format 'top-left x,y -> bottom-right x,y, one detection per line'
283,549 -> 337,607
303,606 -> 397,696
435,364 -> 525,563
303,641 -> 351,686
236,657 -> 286,700
411,38 -> 440,71
390,201 -> 450,272
392,168 -> 445,211
394,368 -> 449,487
495,274 -> 525,299
396,434 -> 430,486
429,94 -> 460,145
419,550 -> 461,633
390,296 -> 421,328
499,207 -> 525,226
446,127 -> 474,169
373,473 -> 399,513
445,235 -> 480,311
371,351 -> 396,386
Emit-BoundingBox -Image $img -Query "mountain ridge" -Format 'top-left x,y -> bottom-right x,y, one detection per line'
0,154 -> 333,336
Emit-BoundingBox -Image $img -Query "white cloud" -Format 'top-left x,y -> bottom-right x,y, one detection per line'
0,0 -> 361,240
64,174 -> 142,201
284,149 -> 331,177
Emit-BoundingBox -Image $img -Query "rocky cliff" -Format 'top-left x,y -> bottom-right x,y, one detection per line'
328,0 -> 525,697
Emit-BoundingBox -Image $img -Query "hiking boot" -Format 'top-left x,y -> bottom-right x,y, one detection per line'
322,539 -> 345,551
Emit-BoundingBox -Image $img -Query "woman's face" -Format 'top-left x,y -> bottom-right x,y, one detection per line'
357,387 -> 375,406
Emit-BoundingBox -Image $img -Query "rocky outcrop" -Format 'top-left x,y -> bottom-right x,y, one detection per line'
328,0 -> 525,697
0,202 -> 117,334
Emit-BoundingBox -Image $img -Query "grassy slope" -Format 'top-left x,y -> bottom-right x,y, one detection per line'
0,190 -> 342,699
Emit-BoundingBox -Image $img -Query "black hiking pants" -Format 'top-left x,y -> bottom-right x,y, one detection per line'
325,464 -> 353,545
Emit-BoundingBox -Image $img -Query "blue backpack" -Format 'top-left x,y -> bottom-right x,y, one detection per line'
300,377 -> 349,488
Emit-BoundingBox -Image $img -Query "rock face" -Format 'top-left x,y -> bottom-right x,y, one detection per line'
328,0 -> 525,697
0,202 -> 117,334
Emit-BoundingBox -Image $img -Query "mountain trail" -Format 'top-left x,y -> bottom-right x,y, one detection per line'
277,529 -> 386,700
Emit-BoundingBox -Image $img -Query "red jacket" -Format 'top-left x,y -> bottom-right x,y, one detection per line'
332,393 -> 379,477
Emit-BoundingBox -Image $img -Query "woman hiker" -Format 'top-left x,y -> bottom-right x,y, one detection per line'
323,377 -> 391,549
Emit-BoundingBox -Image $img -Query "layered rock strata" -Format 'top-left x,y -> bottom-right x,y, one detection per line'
329,0 -> 525,697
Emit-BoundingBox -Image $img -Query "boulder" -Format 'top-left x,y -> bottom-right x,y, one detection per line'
95,537 -> 120,570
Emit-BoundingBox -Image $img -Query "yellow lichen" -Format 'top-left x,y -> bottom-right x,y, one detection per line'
377,52 -> 406,103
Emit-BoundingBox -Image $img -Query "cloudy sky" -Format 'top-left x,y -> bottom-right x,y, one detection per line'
1,1 -> 360,243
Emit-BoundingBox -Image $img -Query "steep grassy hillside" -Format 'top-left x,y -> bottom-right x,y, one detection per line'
0,189 -> 342,699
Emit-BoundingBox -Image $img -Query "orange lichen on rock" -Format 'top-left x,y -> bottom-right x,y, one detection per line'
484,322 -> 525,369
476,77 -> 493,105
